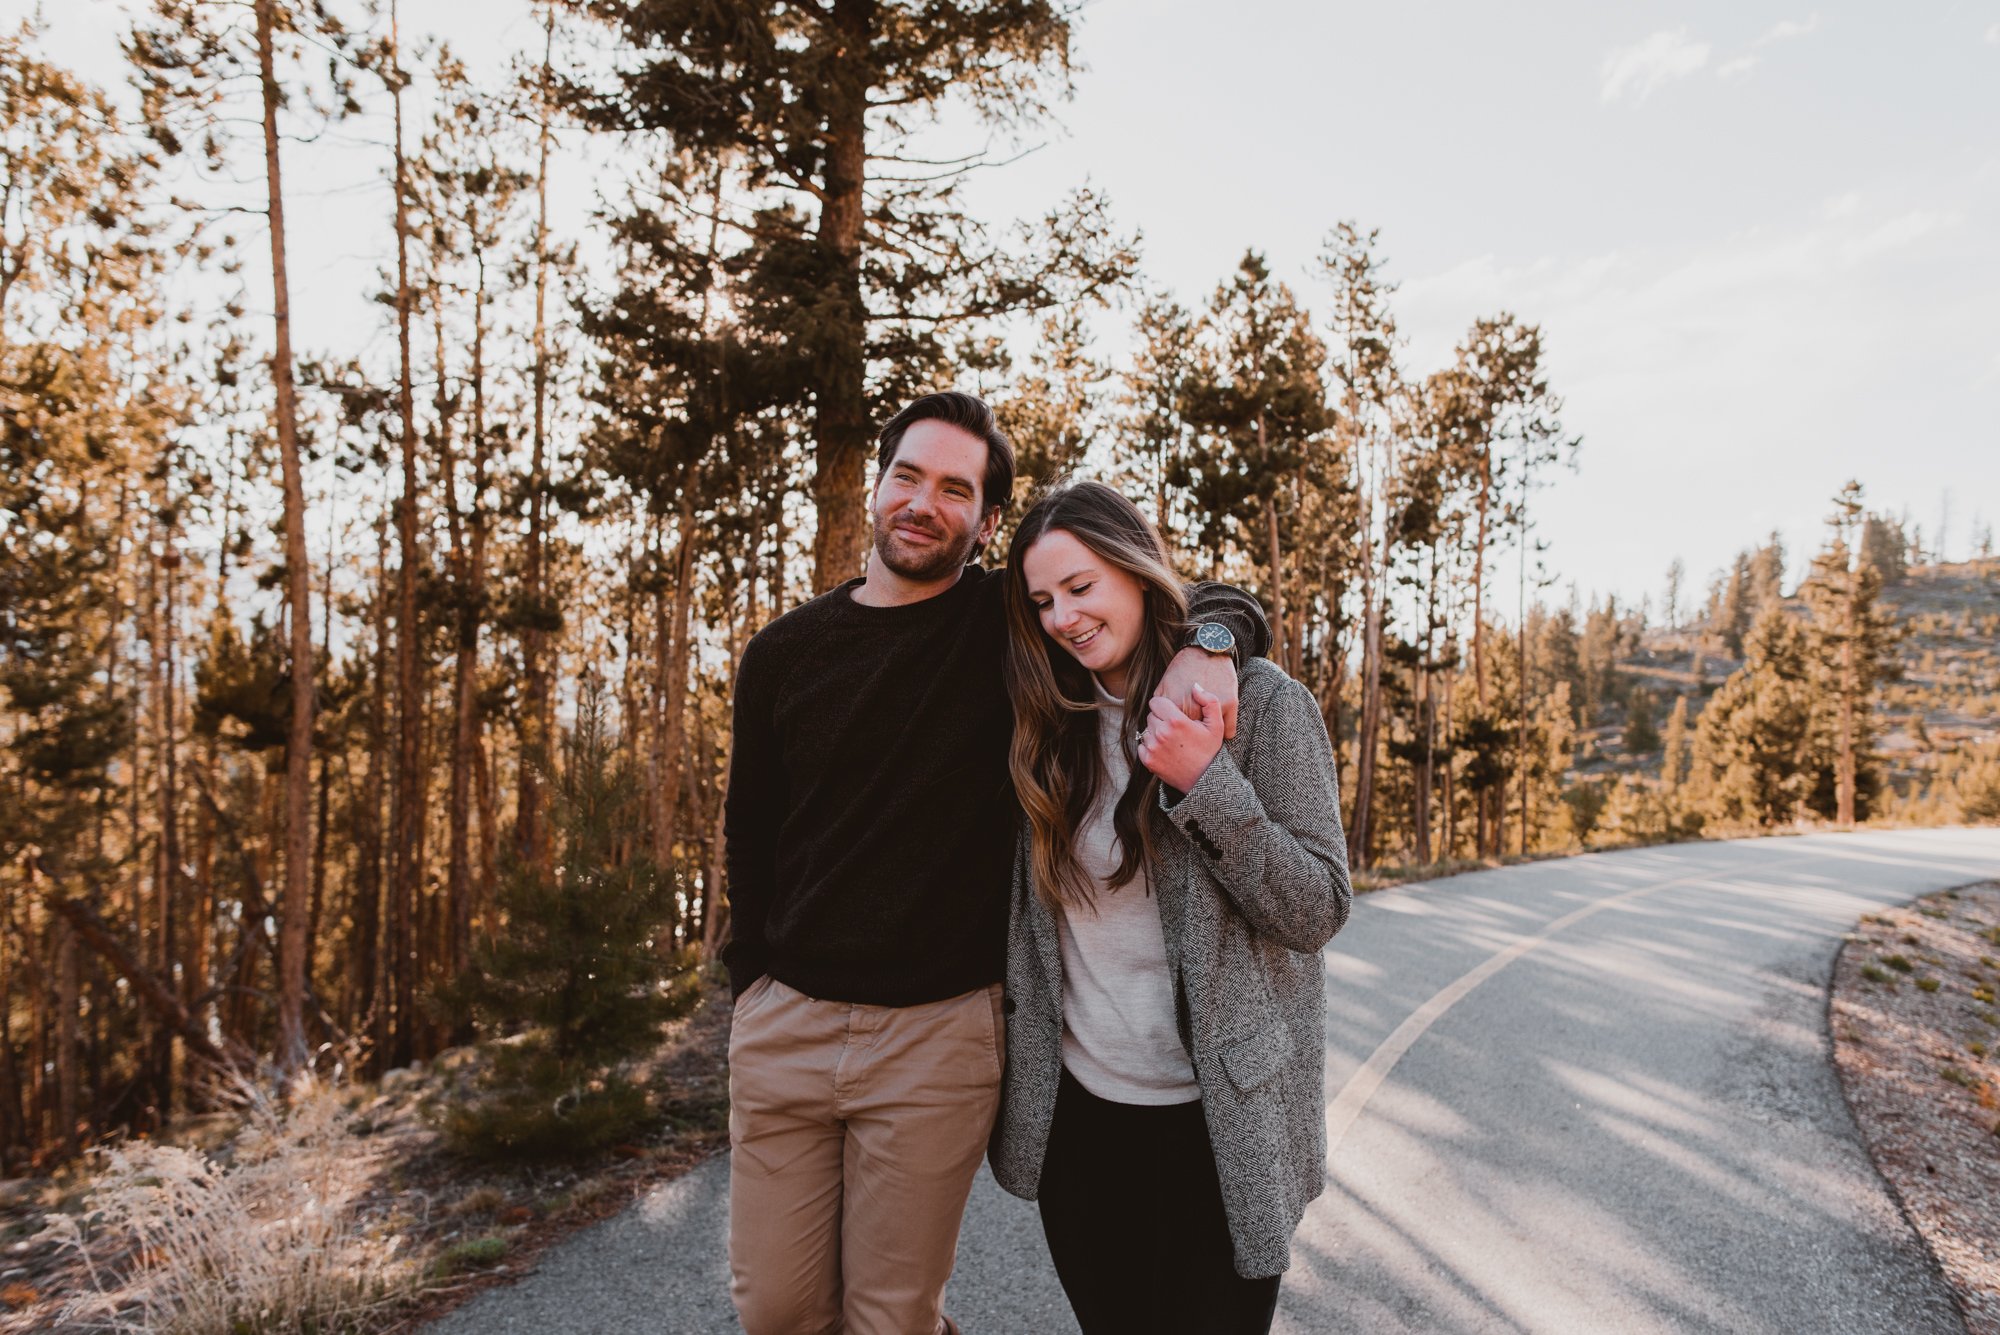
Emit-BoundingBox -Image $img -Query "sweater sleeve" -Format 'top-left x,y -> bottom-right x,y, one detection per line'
1184,580 -> 1272,666
720,633 -> 781,997
1159,676 -> 1351,954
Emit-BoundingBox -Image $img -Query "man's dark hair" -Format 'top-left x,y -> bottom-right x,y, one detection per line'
875,391 -> 1016,514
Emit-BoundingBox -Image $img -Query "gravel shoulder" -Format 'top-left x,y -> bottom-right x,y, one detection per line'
1832,880 -> 2000,1335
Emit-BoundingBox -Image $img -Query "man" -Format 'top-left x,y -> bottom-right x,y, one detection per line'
722,390 -> 1268,1335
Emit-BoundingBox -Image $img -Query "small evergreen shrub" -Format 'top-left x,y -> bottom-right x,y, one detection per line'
429,684 -> 697,1161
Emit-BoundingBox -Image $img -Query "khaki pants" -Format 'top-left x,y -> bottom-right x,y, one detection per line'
727,976 -> 1005,1335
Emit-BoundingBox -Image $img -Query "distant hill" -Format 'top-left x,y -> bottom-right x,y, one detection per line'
1579,558 -> 2000,800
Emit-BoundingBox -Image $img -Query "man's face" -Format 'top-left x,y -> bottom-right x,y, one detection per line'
871,420 -> 999,582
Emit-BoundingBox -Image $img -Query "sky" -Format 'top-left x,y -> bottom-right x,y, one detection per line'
15,0 -> 2000,613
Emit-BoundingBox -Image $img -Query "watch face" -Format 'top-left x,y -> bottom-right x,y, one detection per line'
1195,623 -> 1234,653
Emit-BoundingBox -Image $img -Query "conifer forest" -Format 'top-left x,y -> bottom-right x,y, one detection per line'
3,0 -> 1997,1177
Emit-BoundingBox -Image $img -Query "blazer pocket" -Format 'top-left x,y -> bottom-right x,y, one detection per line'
1217,1027 -> 1285,1094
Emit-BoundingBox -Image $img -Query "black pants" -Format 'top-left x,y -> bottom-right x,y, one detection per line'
1036,1068 -> 1282,1335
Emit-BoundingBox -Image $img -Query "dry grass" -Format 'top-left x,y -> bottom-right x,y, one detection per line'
1833,883 -> 2000,1334
37,1073 -> 415,1335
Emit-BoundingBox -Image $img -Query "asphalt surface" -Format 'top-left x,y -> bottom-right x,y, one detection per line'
426,827 -> 2000,1334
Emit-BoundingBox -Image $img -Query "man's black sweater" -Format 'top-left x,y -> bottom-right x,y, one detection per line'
720,566 -> 1268,1007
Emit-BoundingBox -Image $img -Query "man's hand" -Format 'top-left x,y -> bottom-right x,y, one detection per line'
1156,646 -> 1240,739
1137,687 -> 1227,792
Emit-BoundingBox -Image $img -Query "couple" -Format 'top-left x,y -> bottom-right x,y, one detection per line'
722,391 -> 1351,1335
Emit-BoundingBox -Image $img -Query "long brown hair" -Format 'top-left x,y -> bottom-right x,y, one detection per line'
1005,482 -> 1189,916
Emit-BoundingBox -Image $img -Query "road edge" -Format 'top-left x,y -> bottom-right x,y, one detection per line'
1827,880 -> 2000,1335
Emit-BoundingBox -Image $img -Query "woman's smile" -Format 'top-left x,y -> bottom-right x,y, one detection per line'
1020,527 -> 1148,697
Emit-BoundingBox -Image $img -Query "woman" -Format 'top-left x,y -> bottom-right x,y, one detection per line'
989,481 -> 1351,1335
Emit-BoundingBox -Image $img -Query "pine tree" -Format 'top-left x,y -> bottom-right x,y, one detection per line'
1624,687 -> 1661,753
1712,553 -> 1751,659
1449,313 -> 1574,852
127,0 -> 356,1073
431,683 -> 695,1159
1180,250 -> 1335,670
1661,695 -> 1691,790
2,24 -> 202,1152
1318,225 -> 1401,864
418,49 -> 529,1007
1579,596 -> 1624,720
1114,292 -> 1201,547
572,0 -> 1135,590
1689,607 -> 1820,828
1860,512 -> 1910,584
1747,532 -> 1785,620
998,302 -> 1108,509
1801,481 -> 1901,826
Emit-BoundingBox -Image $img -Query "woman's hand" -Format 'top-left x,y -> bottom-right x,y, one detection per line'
1155,647 -> 1240,738
1137,685 -> 1226,794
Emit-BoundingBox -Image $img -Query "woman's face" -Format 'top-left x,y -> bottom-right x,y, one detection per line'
1020,527 -> 1149,698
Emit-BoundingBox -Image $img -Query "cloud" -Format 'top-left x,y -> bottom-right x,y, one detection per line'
1709,15 -> 1818,82
1756,16 -> 1822,46
1600,30 -> 1711,104
1986,22 -> 2000,44
1838,209 -> 1964,265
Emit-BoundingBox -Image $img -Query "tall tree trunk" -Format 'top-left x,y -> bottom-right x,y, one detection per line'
1264,494 -> 1289,672
1836,567 -> 1859,826
56,920 -> 78,1158
770,455 -> 789,617
474,728 -> 498,938
356,517 -> 390,1071
1350,438 -> 1389,869
651,511 -> 697,868
702,599 -> 749,957
0,888 -> 23,1162
810,0 -> 871,592
386,0 -> 423,1071
1472,449 -> 1492,856
701,753 -> 732,958
518,5 -> 556,870
1440,663 -> 1457,859
1517,542 -> 1531,857
257,0 -> 315,1075
25,912 -> 48,1146
438,289 -> 480,999
456,219 -> 496,973
1413,543 -> 1439,866
309,549 -> 333,1018
620,531 -> 644,764
157,539 -> 183,1120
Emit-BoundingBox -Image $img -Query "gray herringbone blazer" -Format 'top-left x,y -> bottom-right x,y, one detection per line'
990,657 -> 1351,1278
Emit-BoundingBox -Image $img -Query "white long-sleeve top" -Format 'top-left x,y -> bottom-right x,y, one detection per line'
1055,681 -> 1202,1105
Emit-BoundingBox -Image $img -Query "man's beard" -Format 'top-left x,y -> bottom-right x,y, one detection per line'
873,510 -> 979,583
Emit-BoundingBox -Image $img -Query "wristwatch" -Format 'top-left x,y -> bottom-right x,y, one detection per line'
1190,622 -> 1236,656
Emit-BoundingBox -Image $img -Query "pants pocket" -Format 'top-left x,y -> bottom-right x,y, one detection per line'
986,984 -> 1007,1082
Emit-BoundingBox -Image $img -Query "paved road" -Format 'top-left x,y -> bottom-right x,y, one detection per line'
428,828 -> 2000,1334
